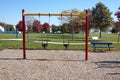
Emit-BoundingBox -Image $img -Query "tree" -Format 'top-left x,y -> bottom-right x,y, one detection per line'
51,24 -> 57,33
27,25 -> 33,32
33,20 -> 42,32
42,23 -> 50,33
114,21 -> 120,31
115,6 -> 120,32
16,20 -> 23,31
58,9 -> 86,33
115,7 -> 120,21
92,2 -> 112,38
25,17 -> 35,26
111,27 -> 119,33
25,16 -> 35,32
0,22 -> 15,31
115,7 -> 120,42
6,24 -> 14,31
0,22 -> 6,27
61,23 -> 69,33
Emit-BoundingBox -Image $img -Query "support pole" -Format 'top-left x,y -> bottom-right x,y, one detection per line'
85,10 -> 89,61
22,9 -> 26,59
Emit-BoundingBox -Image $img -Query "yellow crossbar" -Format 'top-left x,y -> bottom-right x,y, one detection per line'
23,13 -> 81,16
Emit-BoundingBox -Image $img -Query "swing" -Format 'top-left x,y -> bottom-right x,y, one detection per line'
61,13 -> 69,49
63,40 -> 69,50
40,13 -> 50,49
42,40 -> 48,49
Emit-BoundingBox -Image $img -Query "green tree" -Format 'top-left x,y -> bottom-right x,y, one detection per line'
61,23 -> 68,33
9,26 -> 15,31
0,22 -> 6,27
0,22 -> 15,31
111,28 -> 119,33
51,24 -> 57,33
92,2 -> 112,38
27,26 -> 33,32
4,24 -> 15,31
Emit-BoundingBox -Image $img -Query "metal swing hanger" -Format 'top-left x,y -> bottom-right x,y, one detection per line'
48,13 -> 50,23
38,13 -> 41,21
46,13 -> 51,42
61,13 -> 64,41
38,13 -> 41,42
60,14 -> 63,22
70,12 -> 73,23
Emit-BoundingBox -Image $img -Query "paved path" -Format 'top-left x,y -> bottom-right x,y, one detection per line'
0,39 -> 119,45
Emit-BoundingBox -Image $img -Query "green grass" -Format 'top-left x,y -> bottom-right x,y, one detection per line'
0,33 -> 120,50
0,40 -> 85,50
89,33 -> 118,42
0,34 -> 22,39
27,33 -> 85,43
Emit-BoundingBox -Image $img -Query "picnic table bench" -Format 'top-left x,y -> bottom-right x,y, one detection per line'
91,42 -> 114,51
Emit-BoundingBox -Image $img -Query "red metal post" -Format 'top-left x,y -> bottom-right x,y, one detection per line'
22,9 -> 26,59
85,10 -> 89,61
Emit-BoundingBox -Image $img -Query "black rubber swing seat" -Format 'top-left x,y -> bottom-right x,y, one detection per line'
63,43 -> 69,49
42,41 -> 48,49
63,40 -> 69,50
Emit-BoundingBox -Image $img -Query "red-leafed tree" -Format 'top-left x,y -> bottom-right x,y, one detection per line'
33,20 -> 42,32
42,22 -> 50,33
115,7 -> 120,21
114,21 -> 120,29
115,7 -> 120,30
16,20 -> 23,31
115,7 -> 120,42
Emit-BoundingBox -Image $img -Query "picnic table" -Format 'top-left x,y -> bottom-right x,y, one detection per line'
91,42 -> 114,51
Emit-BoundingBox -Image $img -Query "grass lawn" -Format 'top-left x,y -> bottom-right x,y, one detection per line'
0,33 -> 119,50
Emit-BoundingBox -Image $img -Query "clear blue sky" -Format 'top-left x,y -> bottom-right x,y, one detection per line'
0,0 -> 120,25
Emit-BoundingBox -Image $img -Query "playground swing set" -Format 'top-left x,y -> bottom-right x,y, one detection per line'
22,9 -> 89,60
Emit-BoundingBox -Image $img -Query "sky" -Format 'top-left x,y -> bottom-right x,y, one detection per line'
0,0 -> 120,25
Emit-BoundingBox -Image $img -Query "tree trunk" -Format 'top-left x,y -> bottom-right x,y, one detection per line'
72,27 -> 74,41
99,27 -> 102,38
